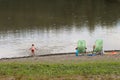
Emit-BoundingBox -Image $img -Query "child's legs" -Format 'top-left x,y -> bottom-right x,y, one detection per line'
31,50 -> 35,56
76,51 -> 79,56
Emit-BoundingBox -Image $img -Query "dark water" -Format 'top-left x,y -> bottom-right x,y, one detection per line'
0,0 -> 120,58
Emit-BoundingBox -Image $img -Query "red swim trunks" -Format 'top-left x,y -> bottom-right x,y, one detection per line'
31,49 -> 35,53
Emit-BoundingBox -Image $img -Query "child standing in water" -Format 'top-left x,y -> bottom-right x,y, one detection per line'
29,44 -> 37,56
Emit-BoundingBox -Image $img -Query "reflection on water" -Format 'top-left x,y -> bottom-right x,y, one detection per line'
0,0 -> 120,58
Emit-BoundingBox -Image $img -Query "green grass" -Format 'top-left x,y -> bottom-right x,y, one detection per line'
0,61 -> 120,80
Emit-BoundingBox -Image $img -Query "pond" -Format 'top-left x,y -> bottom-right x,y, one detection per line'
0,0 -> 120,58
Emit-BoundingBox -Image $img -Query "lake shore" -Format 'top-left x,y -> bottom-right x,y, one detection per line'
0,52 -> 120,80
0,52 -> 120,63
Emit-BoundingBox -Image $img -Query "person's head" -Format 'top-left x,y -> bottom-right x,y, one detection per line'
75,47 -> 78,50
32,44 -> 34,46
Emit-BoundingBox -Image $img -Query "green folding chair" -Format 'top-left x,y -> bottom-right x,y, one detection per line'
77,40 -> 86,54
93,39 -> 103,55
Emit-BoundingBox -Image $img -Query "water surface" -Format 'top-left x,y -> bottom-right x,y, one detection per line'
0,0 -> 120,58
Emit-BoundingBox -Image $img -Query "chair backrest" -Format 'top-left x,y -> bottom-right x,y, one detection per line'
94,39 -> 103,52
77,40 -> 86,53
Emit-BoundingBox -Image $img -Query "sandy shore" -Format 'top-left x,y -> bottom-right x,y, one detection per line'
0,52 -> 120,63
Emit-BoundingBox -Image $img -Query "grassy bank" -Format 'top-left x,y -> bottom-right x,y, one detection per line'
0,60 -> 120,80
